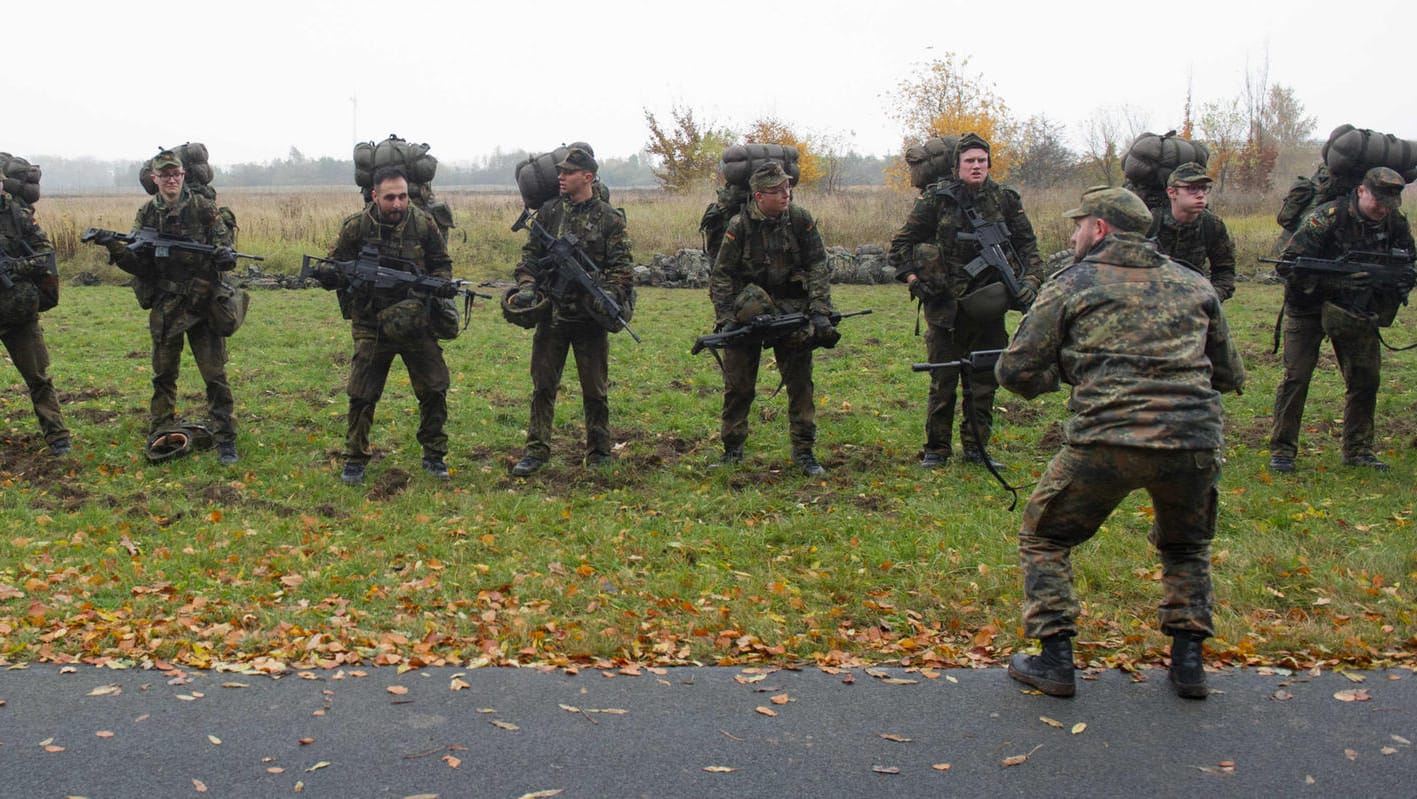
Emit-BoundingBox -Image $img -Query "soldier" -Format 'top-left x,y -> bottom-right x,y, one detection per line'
323,165 -> 457,485
1267,166 -> 1416,473
1148,162 -> 1236,301
100,150 -> 239,464
709,161 -> 835,477
509,148 -> 633,476
888,132 -> 1044,470
0,185 -> 69,455
997,187 -> 1245,699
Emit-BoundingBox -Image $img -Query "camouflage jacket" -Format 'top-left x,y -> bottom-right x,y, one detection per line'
331,202 -> 452,326
1147,207 -> 1236,301
997,234 -> 1244,451
0,191 -> 52,258
709,200 -> 832,323
515,194 -> 633,324
121,189 -> 232,288
887,177 -> 1044,299
1280,195 -> 1416,316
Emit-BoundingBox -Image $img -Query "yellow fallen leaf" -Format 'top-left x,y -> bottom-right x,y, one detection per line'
1305,775 -> 1315,785
770,693 -> 790,705
298,737 -> 314,745
450,677 -> 471,691
491,720 -> 520,731
96,730 -> 115,738
1001,754 -> 1028,767
703,766 -> 736,773
193,778 -> 208,792
387,685 -> 409,695
44,744 -> 65,753
1333,689 -> 1371,702
1039,716 -> 1063,728
306,761 -> 331,772
559,704 -> 581,713
1381,746 -> 1398,756
872,766 -> 900,774
1071,723 -> 1087,735
880,677 -> 918,685
267,767 -> 285,774
515,791 -> 563,799
443,755 -> 462,768
222,682 -> 249,689
945,675 -> 958,684
1341,672 -> 1366,683
755,706 -> 778,717
879,733 -> 912,743
1345,749 -> 1358,761
734,674 -> 767,684
932,763 -> 952,771
88,685 -> 122,697
1393,735 -> 1412,746
207,735 -> 221,745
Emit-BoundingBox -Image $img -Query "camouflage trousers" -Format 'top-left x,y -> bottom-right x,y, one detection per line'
150,315 -> 235,444
1269,311 -> 1379,459
1,319 -> 69,445
345,329 -> 449,464
922,305 -> 1006,457
1018,444 -> 1221,641
526,319 -> 610,461
720,340 -> 816,454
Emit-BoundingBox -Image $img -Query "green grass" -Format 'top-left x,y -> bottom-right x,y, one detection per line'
2,279 -> 1414,673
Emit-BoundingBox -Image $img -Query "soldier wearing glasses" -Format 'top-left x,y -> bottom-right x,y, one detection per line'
1147,162 -> 1236,301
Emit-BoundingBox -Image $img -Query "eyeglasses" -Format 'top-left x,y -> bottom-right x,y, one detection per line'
1176,185 -> 1210,195
759,187 -> 790,197
156,172 -> 185,181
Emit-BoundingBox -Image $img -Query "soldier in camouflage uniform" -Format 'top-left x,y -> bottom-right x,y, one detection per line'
323,165 -> 457,485
100,151 -> 240,464
888,133 -> 1044,470
1268,166 -> 1416,474
709,162 -> 835,477
1147,162 -> 1236,301
509,148 -> 633,476
997,187 -> 1245,700
0,187 -> 70,455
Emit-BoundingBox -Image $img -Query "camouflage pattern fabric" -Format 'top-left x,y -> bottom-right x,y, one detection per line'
330,203 -> 453,465
997,230 -> 1241,643
514,194 -> 633,461
0,194 -> 67,445
998,233 -> 1244,449
1018,444 -> 1221,640
126,189 -> 237,443
1147,207 -> 1237,301
888,177 -> 1045,457
710,199 -> 833,454
1269,195 -> 1415,460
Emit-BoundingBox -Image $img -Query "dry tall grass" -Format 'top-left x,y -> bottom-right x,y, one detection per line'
34,183 -> 1290,285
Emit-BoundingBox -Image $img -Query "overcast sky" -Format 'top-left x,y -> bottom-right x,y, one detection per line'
8,0 -> 1414,166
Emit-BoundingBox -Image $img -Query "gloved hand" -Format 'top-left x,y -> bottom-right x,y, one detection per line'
104,239 -> 129,259
313,264 -> 344,289
1343,271 -> 1371,290
811,313 -> 841,348
213,246 -> 237,271
715,318 -> 740,334
1017,280 -> 1039,307
512,287 -> 538,308
434,280 -> 460,299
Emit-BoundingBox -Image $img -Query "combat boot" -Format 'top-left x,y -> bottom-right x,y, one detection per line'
1342,453 -> 1390,472
793,450 -> 826,477
1008,635 -> 1076,697
709,446 -> 744,469
218,442 -> 239,465
962,448 -> 1005,470
422,455 -> 451,481
511,455 -> 545,477
919,452 -> 948,469
1266,454 -> 1295,473
340,461 -> 366,486
1169,634 -> 1208,699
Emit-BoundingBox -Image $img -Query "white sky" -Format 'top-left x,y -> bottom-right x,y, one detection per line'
8,0 -> 1414,166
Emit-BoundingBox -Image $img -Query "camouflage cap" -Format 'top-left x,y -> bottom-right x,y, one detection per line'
1168,161 -> 1212,186
1063,186 -> 1152,233
150,150 -> 183,172
749,161 -> 790,192
555,147 -> 598,174
1363,166 -> 1404,209
956,132 -> 990,155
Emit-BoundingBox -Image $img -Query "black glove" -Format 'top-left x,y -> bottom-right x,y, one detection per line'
1017,280 -> 1039,307
512,287 -> 538,308
715,318 -> 740,334
104,239 -> 129,258
434,281 -> 460,299
313,264 -> 344,289
213,247 -> 237,271
811,313 -> 841,349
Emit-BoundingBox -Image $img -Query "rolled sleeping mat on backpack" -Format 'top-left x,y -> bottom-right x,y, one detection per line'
514,142 -> 597,209
905,135 -> 960,189
1122,131 -> 1208,189
720,143 -> 800,189
1322,124 -> 1417,180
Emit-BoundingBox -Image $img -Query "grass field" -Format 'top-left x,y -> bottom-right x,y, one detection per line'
2,188 -> 1413,674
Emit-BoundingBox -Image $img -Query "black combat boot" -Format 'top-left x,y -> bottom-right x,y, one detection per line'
1008,635 -> 1076,697
1169,634 -> 1208,699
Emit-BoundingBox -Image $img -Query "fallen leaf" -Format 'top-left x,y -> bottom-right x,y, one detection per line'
1305,775 -> 1315,785
450,677 -> 471,691
770,693 -> 790,705
96,730 -> 115,738
1071,723 -> 1087,735
880,677 -> 918,685
945,675 -> 958,684
1345,749 -> 1358,761
1001,744 -> 1043,768
222,682 -> 249,689
703,766 -> 736,773
491,720 -> 520,731
1341,672 -> 1366,683
1381,746 -> 1398,756
443,755 -> 461,768
1393,735 -> 1412,746
44,745 -> 66,753
387,685 -> 409,695
734,674 -> 767,685
1271,689 -> 1294,701
207,735 -> 221,745
88,685 -> 122,697
559,704 -> 580,713
1039,716 -> 1064,728
879,733 -> 912,743
267,767 -> 285,774
193,778 -> 208,792
515,791 -> 563,799
306,761 -> 331,772
298,737 -> 314,745
932,763 -> 952,771
754,706 -> 778,717
871,766 -> 900,774
1333,689 -> 1371,702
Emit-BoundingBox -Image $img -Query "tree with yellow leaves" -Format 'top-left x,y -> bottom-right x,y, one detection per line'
742,116 -> 826,188
885,54 -> 1016,187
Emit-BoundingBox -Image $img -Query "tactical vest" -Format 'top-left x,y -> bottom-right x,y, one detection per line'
731,204 -> 813,301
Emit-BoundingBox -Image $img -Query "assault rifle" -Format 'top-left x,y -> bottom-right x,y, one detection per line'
512,207 -> 639,342
1259,249 -> 1415,291
300,246 -> 492,302
691,309 -> 873,358
956,195 -> 1028,311
0,250 -> 56,290
81,227 -> 264,263
912,348 -> 1020,509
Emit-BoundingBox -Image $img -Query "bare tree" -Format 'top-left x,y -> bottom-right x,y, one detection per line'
1265,84 -> 1318,146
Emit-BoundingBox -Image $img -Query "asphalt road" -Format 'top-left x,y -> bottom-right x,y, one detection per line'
1,663 -> 1412,798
